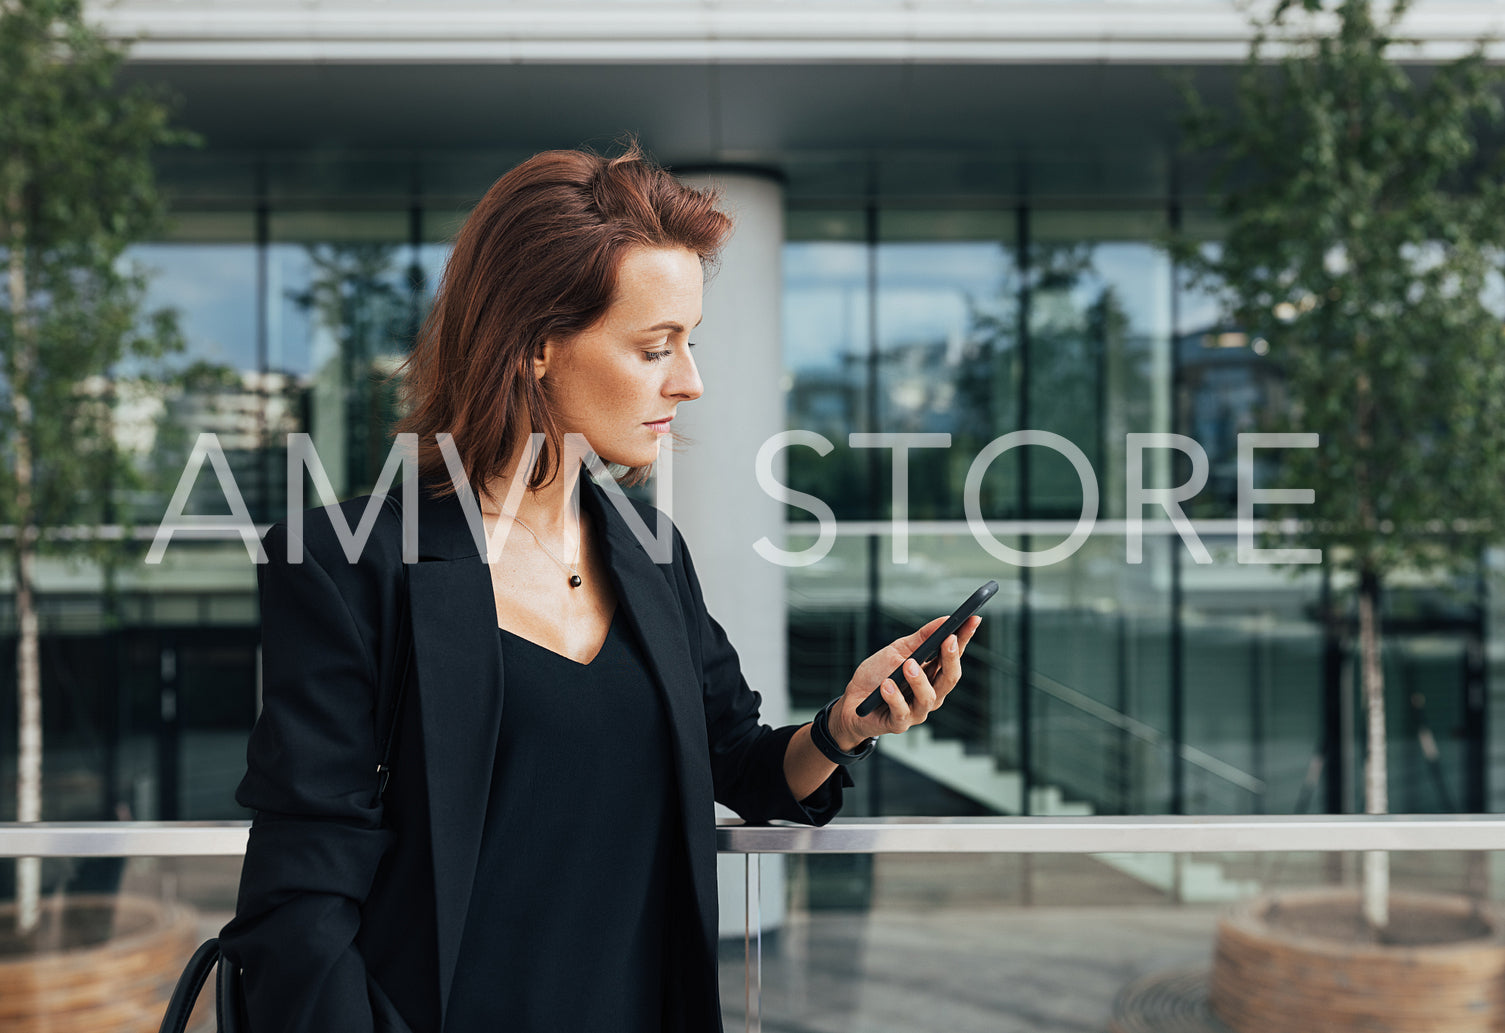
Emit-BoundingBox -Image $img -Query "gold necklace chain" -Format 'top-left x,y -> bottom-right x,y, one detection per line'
506,513 -> 583,588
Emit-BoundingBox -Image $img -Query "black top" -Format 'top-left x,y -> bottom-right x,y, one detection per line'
443,609 -> 691,1033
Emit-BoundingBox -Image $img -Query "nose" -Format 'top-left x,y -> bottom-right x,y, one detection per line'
668,348 -> 704,402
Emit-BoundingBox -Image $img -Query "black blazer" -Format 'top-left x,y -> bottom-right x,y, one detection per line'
218,473 -> 852,1033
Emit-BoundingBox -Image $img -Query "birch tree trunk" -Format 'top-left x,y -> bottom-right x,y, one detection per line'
6,174 -> 42,936
1358,568 -> 1389,932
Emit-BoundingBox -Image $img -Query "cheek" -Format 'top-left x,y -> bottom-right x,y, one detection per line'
564,357 -> 650,417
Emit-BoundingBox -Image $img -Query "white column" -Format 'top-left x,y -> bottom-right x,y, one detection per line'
672,170 -> 789,940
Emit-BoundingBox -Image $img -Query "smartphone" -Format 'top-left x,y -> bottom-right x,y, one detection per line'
855,580 -> 998,718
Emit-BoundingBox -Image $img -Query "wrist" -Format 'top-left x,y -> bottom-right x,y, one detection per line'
810,698 -> 878,765
827,707 -> 865,752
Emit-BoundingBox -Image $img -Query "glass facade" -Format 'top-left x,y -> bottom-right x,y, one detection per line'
0,150 -> 1496,863
781,194 -> 1493,821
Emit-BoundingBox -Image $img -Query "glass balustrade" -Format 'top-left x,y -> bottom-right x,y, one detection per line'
3,819 -> 1504,1032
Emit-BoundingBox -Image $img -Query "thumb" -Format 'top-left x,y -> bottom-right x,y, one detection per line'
892,615 -> 947,656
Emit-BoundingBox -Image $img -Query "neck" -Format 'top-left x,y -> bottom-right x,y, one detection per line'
477,436 -> 591,536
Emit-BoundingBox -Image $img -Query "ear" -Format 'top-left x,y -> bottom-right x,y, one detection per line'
533,339 -> 555,380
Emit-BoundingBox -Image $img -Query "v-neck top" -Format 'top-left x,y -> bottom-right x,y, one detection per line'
442,609 -> 691,1033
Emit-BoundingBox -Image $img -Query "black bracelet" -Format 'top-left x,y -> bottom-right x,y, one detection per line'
810,698 -> 878,765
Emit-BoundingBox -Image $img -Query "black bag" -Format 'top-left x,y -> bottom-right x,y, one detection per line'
157,493 -> 414,1033
157,937 -> 246,1033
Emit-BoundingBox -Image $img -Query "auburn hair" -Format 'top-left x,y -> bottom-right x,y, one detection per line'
391,143 -> 733,501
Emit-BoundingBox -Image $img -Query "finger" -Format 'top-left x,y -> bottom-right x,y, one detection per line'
956,614 -> 982,654
933,633 -> 963,697
892,615 -> 948,656
878,678 -> 913,731
916,613 -> 978,682
901,657 -> 938,716
943,616 -> 983,690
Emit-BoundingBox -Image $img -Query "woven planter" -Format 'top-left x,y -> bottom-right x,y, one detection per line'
0,893 -> 206,1033
1211,889 -> 1505,1033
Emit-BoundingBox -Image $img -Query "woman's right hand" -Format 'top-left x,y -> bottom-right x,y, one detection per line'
826,613 -> 983,749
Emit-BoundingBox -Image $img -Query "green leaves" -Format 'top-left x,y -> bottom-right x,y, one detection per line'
1172,0 -> 1505,581
0,0 -> 199,553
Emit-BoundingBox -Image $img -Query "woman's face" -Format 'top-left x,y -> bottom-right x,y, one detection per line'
537,246 -> 705,469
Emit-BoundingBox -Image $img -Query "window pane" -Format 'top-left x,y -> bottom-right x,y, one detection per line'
876,211 -> 1018,522
783,232 -> 872,520
268,212 -> 417,502
1174,225 -> 1279,518
126,215 -> 261,520
1028,210 -> 1171,521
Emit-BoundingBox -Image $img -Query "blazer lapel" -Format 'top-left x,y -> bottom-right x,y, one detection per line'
581,477 -> 721,955
405,481 -> 503,1033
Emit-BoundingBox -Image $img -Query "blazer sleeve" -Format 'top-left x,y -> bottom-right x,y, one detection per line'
671,527 -> 854,826
217,520 -> 393,1033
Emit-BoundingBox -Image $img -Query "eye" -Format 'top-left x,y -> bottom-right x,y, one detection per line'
644,349 -> 673,362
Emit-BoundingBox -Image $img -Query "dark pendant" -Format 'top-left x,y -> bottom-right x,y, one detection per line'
569,574 -> 582,588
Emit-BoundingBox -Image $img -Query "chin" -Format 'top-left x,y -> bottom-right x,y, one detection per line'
594,445 -> 660,470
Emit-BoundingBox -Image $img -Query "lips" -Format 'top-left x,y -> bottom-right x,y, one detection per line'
645,418 -> 673,434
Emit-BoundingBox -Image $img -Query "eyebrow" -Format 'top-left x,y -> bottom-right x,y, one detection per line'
639,318 -> 704,333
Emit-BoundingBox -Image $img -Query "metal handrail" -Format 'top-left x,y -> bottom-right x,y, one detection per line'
1,816 -> 1502,857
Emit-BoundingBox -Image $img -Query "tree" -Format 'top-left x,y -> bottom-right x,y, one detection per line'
1172,0 -> 1505,931
0,0 -> 194,936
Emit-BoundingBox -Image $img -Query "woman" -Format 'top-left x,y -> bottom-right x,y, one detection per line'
218,144 -> 980,1033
